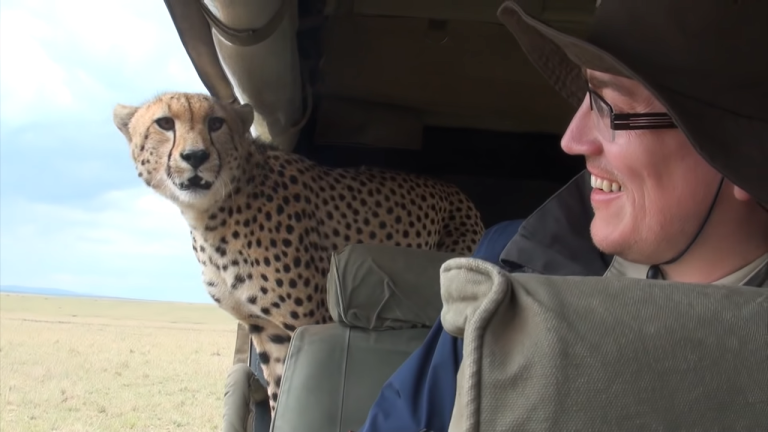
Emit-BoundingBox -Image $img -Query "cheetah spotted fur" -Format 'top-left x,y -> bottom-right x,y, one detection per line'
112,92 -> 485,415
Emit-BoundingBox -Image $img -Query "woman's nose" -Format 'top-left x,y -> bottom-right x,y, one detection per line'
560,94 -> 603,157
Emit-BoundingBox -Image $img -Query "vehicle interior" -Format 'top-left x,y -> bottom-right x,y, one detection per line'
163,0 -> 597,431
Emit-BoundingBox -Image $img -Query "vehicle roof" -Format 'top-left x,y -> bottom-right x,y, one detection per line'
165,0 -> 597,151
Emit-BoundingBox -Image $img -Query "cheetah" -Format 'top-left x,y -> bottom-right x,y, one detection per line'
112,92 -> 485,414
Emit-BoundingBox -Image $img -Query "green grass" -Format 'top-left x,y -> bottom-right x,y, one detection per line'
0,293 -> 240,432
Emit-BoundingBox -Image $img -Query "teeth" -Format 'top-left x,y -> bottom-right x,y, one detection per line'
591,174 -> 623,193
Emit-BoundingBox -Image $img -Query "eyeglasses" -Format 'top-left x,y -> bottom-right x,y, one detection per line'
588,88 -> 678,142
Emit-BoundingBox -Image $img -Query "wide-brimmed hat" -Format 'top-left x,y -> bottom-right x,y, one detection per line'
497,0 -> 768,206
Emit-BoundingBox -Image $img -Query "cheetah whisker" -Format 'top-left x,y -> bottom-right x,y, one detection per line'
149,172 -> 165,190
222,176 -> 235,205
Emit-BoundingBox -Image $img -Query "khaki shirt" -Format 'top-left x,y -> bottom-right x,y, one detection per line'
604,253 -> 768,286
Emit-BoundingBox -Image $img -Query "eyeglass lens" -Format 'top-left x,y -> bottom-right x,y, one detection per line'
589,90 -> 615,142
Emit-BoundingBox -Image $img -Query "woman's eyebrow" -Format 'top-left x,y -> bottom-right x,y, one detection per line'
581,67 -> 636,99
586,73 -> 637,100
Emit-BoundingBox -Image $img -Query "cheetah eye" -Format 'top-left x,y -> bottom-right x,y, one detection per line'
208,117 -> 225,132
155,117 -> 175,131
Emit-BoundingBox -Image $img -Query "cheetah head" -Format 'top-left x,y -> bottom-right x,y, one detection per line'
113,92 -> 254,210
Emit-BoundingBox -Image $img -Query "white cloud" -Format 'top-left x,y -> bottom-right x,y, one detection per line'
0,187 -> 212,303
0,0 -> 216,303
0,0 -> 208,128
0,9 -> 74,125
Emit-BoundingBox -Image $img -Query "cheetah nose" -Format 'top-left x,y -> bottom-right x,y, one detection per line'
180,149 -> 210,169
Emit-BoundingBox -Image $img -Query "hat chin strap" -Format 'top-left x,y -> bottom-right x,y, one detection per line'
645,176 -> 725,280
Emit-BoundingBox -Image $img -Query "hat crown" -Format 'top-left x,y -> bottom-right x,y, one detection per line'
588,0 -> 768,119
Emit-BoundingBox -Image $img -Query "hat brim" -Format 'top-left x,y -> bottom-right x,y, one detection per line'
497,1 -> 768,206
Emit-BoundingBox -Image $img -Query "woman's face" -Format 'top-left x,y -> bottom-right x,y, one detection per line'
560,69 -> 723,264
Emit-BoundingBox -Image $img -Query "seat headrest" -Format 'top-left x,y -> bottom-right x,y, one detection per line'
327,243 -> 462,330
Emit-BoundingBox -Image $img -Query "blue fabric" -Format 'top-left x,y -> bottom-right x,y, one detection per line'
357,220 -> 525,432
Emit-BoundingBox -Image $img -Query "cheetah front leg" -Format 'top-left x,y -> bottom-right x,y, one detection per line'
247,321 -> 294,416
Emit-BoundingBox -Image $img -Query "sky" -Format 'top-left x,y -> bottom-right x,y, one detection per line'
0,0 -> 218,303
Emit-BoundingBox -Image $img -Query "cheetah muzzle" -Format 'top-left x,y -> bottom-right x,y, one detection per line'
179,174 -> 213,191
112,91 -> 486,418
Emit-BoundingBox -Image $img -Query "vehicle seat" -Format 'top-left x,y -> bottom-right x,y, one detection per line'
270,221 -> 525,432
269,243 -> 460,432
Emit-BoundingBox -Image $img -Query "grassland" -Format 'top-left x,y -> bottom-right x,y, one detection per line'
0,293 -> 240,432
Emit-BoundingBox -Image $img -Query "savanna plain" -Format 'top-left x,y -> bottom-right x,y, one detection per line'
0,293 -> 239,432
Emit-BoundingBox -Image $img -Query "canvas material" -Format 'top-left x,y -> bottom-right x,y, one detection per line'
327,243 -> 463,330
222,363 -> 263,432
441,257 -> 768,432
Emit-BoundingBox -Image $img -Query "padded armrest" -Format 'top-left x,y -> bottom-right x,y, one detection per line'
440,258 -> 768,431
222,363 -> 264,432
327,244 -> 462,330
271,324 -> 431,432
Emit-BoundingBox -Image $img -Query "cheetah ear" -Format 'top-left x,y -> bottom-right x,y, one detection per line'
234,103 -> 255,133
113,104 -> 139,142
